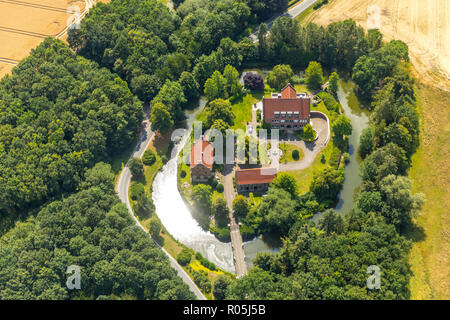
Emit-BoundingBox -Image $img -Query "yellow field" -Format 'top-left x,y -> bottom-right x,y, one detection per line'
0,0 -> 112,78
408,84 -> 450,300
305,0 -> 450,91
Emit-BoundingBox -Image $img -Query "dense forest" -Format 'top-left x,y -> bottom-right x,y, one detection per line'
0,162 -> 194,299
0,0 -> 424,300
0,38 -> 142,231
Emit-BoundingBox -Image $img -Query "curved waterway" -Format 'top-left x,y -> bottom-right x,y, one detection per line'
153,80 -> 369,273
152,100 -> 235,273
311,80 -> 370,222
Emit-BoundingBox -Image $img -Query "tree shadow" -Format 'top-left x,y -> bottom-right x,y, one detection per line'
403,221 -> 426,243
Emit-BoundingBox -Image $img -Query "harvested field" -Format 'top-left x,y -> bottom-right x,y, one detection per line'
305,0 -> 450,91
0,0 -> 94,78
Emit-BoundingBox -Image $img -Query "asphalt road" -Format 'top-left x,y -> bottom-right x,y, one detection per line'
116,119 -> 206,300
249,0 -> 319,42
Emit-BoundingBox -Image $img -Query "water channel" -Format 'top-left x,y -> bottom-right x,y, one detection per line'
152,80 -> 369,273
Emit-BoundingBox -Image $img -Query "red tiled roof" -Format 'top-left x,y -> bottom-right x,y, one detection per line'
281,84 -> 297,98
263,84 -> 311,120
235,168 -> 277,185
190,140 -> 214,169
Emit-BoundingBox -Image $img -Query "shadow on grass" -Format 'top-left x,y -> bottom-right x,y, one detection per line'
403,221 -> 426,243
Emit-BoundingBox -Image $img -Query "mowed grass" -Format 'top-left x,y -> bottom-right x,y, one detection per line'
231,93 -> 259,131
280,142 -> 305,163
289,140 -> 333,195
407,83 -> 450,300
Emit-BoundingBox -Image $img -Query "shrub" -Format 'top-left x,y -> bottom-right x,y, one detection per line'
192,270 -> 211,293
176,248 -> 192,266
209,177 -> 218,189
180,170 -> 187,178
129,157 -> 144,177
292,149 -> 300,160
320,153 -> 326,163
343,152 -> 351,164
211,226 -> 230,242
161,155 -> 168,163
216,184 -> 224,193
142,149 -> 156,165
195,252 -> 217,271
130,182 -> 145,200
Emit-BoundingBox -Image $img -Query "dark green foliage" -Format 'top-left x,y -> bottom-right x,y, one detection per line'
176,248 -> 192,266
142,150 -> 156,166
267,64 -> 294,90
205,99 -> 235,129
352,40 -> 410,100
129,182 -> 145,201
328,72 -> 339,97
359,127 -> 375,158
310,167 -> 344,204
216,184 -> 224,193
253,187 -> 298,235
129,158 -> 144,177
292,149 -> 300,160
192,270 -> 211,293
0,38 -> 142,217
271,173 -> 298,198
0,182 -> 194,300
233,195 -> 249,220
191,184 -> 213,212
212,197 -> 229,228
317,92 -> 340,112
305,61 -> 324,91
148,218 -> 162,238
212,275 -> 232,300
318,209 -> 345,235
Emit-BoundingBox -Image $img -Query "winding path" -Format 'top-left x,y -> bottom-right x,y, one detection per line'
116,118 -> 206,300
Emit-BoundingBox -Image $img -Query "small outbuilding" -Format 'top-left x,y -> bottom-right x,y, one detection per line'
235,168 -> 277,194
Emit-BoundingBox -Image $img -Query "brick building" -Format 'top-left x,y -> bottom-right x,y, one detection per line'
262,84 -> 311,130
235,168 -> 277,194
190,139 -> 214,182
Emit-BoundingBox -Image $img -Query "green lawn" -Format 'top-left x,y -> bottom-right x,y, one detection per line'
231,93 -> 259,131
279,142 -> 305,163
287,99 -> 338,195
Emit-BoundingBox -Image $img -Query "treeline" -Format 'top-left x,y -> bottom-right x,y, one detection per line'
244,18 -> 369,70
0,38 -> 142,226
222,29 -> 424,300
0,163 -> 194,300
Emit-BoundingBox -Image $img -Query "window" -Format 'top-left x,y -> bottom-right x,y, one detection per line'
274,112 -> 280,118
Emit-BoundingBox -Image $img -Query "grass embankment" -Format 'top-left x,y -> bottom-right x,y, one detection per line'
408,83 -> 450,300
